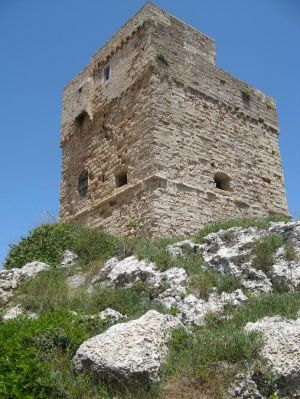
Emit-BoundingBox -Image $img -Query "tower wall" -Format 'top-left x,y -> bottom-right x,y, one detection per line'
60,3 -> 289,237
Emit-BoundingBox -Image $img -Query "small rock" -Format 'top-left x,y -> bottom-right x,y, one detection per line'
60,250 -> 78,267
167,240 -> 201,259
2,304 -> 38,321
228,373 -> 264,398
2,304 -> 23,321
99,308 -> 126,323
73,310 -> 183,385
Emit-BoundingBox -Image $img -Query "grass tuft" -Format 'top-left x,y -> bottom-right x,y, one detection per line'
251,234 -> 283,272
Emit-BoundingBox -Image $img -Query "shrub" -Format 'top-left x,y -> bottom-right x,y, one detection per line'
194,215 -> 290,243
252,234 -> 283,272
4,223 -> 121,269
0,309 -> 104,398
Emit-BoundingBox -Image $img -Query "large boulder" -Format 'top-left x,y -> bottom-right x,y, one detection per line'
73,310 -> 182,386
245,316 -> 300,396
0,261 -> 50,305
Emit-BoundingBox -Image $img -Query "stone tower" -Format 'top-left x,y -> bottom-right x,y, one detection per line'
60,3 -> 289,236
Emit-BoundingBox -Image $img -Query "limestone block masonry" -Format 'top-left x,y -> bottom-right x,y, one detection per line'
60,2 -> 289,237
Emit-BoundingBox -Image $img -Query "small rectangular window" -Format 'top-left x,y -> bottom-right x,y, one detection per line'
104,65 -> 110,81
115,171 -> 127,187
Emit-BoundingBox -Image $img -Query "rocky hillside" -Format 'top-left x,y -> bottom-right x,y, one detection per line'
1,216 -> 300,399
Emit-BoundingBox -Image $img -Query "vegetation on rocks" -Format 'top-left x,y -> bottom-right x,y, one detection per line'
1,214 -> 298,399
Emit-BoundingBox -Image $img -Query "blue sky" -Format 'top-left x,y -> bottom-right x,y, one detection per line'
0,0 -> 299,266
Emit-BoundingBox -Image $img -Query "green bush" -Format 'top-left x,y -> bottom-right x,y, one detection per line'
0,309 -> 106,398
4,223 -> 121,269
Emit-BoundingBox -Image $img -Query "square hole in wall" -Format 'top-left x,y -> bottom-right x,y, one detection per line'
115,171 -> 128,187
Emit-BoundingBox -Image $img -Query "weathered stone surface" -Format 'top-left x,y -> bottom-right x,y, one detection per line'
60,3 -> 288,237
73,310 -> 182,385
0,262 -> 50,306
93,256 -> 187,292
2,304 -> 38,321
61,250 -> 78,267
167,240 -> 201,259
271,259 -> 300,291
228,373 -> 264,399
159,289 -> 248,326
245,316 -> 300,395
198,222 -> 300,294
95,256 -> 160,287
99,308 -> 126,323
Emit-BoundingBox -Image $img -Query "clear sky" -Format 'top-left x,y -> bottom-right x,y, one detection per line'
0,0 -> 299,266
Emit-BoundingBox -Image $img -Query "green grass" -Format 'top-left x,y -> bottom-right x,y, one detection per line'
194,214 -> 290,243
251,234 -> 283,273
188,268 -> 241,300
284,241 -> 299,262
162,291 -> 300,398
16,268 -> 164,320
1,215 -> 297,398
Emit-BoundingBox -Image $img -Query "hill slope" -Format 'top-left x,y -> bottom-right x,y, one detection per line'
1,215 -> 300,399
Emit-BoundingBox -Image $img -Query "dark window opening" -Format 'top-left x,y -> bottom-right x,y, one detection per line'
104,65 -> 110,81
115,171 -> 128,187
214,172 -> 231,191
75,111 -> 89,128
78,170 -> 88,197
261,176 -> 271,184
78,87 -> 82,93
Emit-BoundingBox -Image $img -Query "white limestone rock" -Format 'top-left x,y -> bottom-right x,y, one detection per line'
271,259 -> 300,291
0,261 -> 50,306
73,310 -> 183,385
245,316 -> 300,395
201,227 -> 265,277
93,256 -> 187,293
161,267 -> 187,289
60,249 -> 78,267
92,256 -> 161,287
159,289 -> 248,326
2,304 -> 23,321
2,304 -> 38,321
167,240 -> 201,259
99,308 -> 126,323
